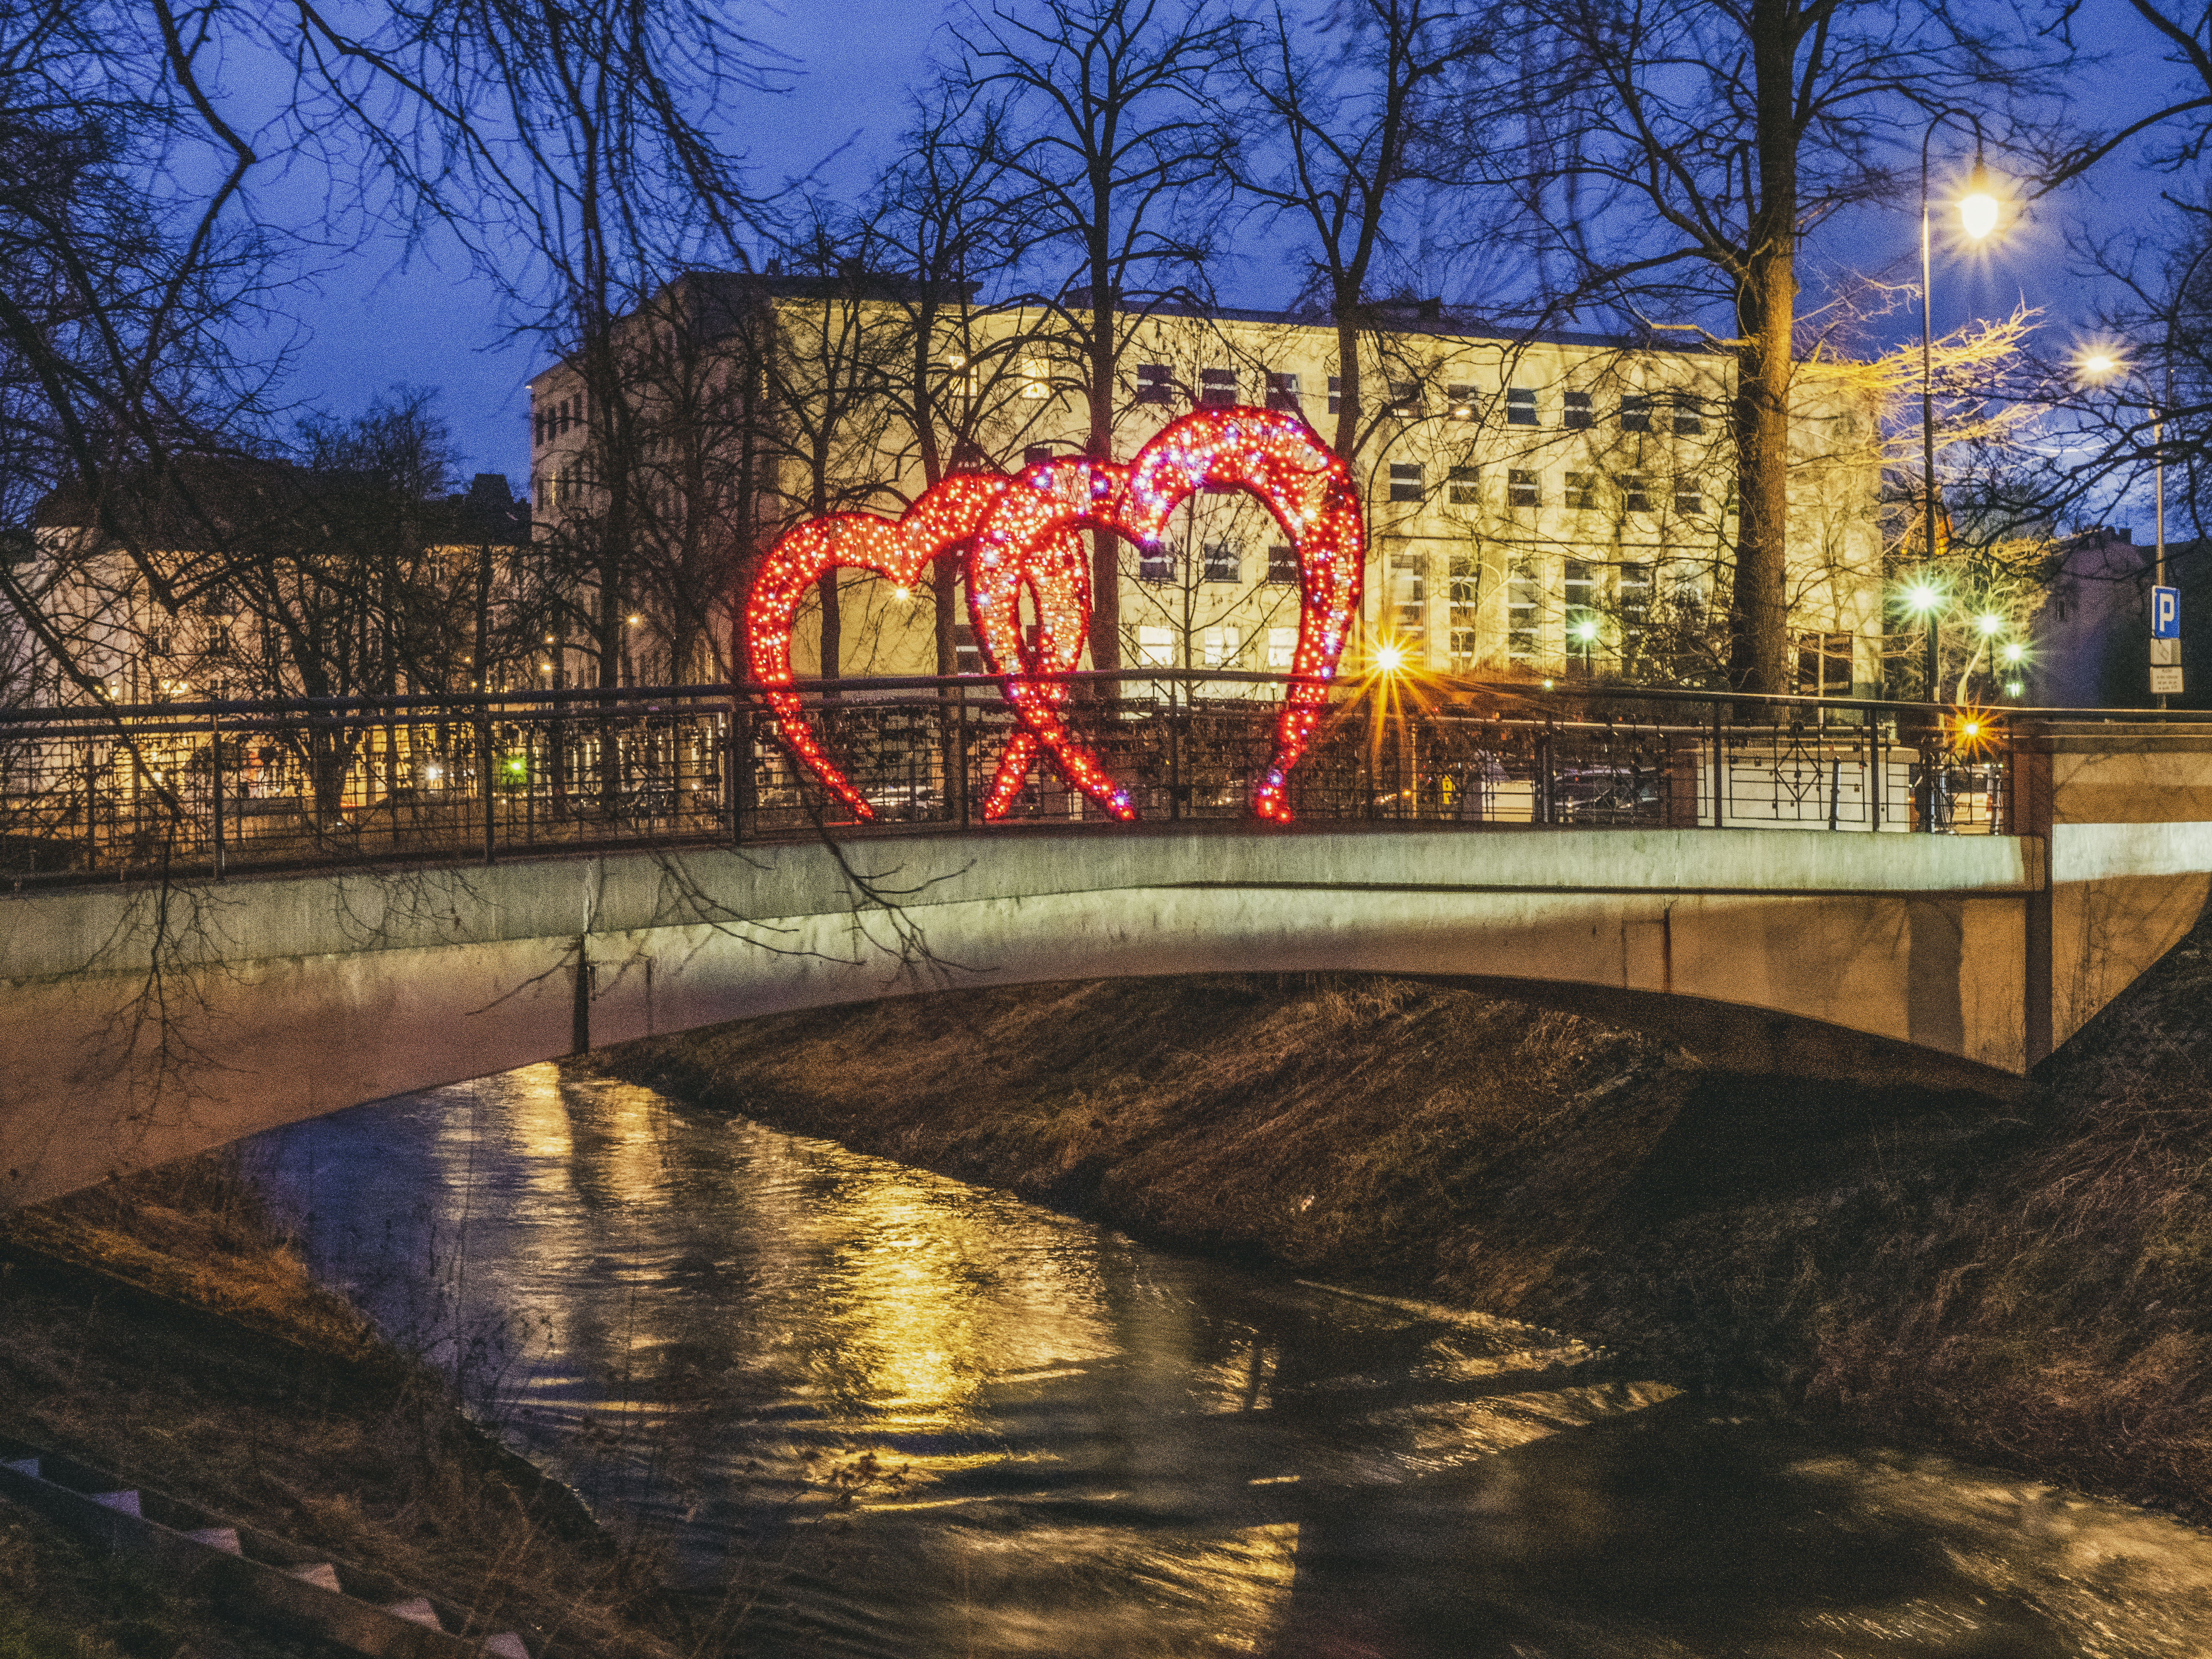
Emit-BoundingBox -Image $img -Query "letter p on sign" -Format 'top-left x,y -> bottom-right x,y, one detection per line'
2154,585 -> 2181,639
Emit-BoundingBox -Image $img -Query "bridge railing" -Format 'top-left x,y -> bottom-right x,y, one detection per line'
0,674 -> 2040,888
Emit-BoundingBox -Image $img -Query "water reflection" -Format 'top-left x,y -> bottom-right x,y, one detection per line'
258,1065 -> 2212,1657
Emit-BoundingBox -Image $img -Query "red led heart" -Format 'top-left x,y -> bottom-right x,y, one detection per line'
743,473 -> 1070,821
968,408 -> 1364,821
744,407 -> 1365,824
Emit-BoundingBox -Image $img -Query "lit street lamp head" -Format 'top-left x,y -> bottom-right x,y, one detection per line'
1976,611 -> 2003,636
1904,581 -> 1942,616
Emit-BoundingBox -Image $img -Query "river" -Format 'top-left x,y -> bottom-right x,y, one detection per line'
254,1061 -> 2212,1656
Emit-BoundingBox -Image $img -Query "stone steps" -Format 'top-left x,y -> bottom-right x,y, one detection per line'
0,1435 -> 533,1658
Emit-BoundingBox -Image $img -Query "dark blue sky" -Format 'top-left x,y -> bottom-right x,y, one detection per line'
263,0 -> 2190,498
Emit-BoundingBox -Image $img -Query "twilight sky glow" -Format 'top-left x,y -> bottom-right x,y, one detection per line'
259,0 -> 2191,506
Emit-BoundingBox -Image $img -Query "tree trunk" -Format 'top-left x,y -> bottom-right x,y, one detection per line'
1729,0 -> 1799,696
1087,286 -> 1121,674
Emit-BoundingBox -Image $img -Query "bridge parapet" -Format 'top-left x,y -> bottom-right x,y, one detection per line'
6,688 -> 2212,1210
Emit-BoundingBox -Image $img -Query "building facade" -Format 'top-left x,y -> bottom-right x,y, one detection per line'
527,281 -> 1884,695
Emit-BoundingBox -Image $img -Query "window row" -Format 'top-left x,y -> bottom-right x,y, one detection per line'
1131,367 -> 1705,433
1385,464 -> 1707,515
532,392 -> 588,448
1136,540 -> 1304,585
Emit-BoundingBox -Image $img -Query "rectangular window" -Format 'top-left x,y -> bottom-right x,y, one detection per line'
1267,626 -> 1298,668
1019,360 -> 1051,399
1621,393 -> 1652,433
1391,552 -> 1427,634
1328,374 -> 1342,415
1673,398 -> 1705,436
1135,363 -> 1174,406
1139,543 -> 1176,582
1507,468 -> 1540,508
954,623 -> 982,675
1565,471 -> 1597,510
1506,387 -> 1538,426
1024,445 -> 1055,469
1199,367 -> 1238,407
1201,626 -> 1241,667
1266,372 -> 1301,410
1564,390 -> 1594,430
1448,465 -> 1479,506
1507,559 -> 1540,662
1202,538 -> 1241,583
1388,380 -> 1420,416
1565,558 -> 1598,659
1447,384 -> 1476,420
1448,553 -> 1479,635
1137,625 -> 1175,668
1619,562 -> 1652,669
1268,542 -> 1299,584
1674,480 -> 1703,515
1797,631 -> 1853,697
1622,473 -> 1652,512
1389,463 -> 1424,503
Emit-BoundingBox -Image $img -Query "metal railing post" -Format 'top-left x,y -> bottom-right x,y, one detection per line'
1711,701 -> 1726,829
477,712 -> 497,866
955,696 -> 971,830
210,710 -> 226,880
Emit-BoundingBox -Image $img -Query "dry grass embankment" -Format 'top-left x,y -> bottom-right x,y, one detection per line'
0,1154 -> 683,1659
602,914 -> 2212,1524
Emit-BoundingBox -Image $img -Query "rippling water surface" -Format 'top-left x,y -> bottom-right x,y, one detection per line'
256,1063 -> 2212,1656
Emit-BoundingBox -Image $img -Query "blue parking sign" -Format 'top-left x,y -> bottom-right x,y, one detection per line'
2154,585 -> 2181,640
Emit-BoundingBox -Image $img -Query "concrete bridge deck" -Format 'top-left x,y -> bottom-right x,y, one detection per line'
7,754 -> 2211,1208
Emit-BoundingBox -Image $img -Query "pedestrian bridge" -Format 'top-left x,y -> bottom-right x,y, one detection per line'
6,709 -> 2212,1207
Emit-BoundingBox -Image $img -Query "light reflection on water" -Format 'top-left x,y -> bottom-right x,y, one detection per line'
258,1063 -> 2212,1657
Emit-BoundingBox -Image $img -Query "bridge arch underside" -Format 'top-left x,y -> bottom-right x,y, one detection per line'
5,824 -> 2204,1207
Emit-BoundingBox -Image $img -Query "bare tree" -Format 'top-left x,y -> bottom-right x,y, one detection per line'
1501,0 -> 2066,693
1228,0 -> 1499,463
953,0 -> 1236,672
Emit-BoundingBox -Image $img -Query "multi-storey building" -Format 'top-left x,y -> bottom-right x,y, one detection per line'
528,280 -> 1883,695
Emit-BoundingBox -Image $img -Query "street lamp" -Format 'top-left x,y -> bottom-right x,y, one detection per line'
1903,578 -> 1944,703
2081,348 -> 2173,707
1921,111 -> 2005,702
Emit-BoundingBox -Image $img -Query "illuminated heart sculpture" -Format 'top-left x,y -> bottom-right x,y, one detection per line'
742,472 -> 1080,820
744,406 -> 1365,823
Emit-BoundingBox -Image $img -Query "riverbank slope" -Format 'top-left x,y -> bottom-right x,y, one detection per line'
0,1155 -> 680,1657
600,908 -> 2212,1524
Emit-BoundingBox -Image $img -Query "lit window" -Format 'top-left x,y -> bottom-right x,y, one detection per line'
1506,387 -> 1538,426
1202,626 -> 1241,666
1137,625 -> 1175,667
1267,626 -> 1297,668
1020,361 -> 1051,399
1389,463 -> 1424,503
1507,469 -> 1540,508
1447,384 -> 1476,420
1448,465 -> 1479,505
1564,390 -> 1593,430
1199,367 -> 1238,407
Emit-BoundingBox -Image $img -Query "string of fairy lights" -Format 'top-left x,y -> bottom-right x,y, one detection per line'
742,406 -> 1366,823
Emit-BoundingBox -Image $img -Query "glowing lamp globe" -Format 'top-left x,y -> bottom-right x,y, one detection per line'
1959,191 -> 2000,241
1905,582 -> 1941,615
1977,611 -> 2003,637
1375,641 -> 1406,675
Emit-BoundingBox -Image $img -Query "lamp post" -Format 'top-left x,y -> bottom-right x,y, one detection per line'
2082,349 -> 2172,707
1920,110 -> 2003,704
